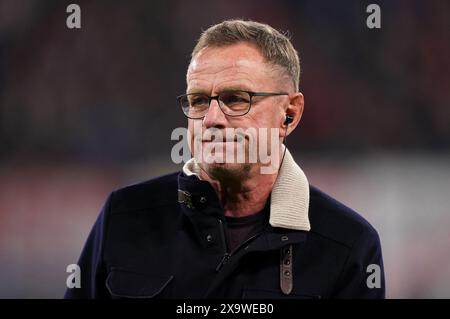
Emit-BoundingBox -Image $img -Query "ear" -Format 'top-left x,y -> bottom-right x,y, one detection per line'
280,92 -> 304,137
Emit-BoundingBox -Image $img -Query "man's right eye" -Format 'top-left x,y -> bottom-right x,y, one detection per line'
189,96 -> 208,107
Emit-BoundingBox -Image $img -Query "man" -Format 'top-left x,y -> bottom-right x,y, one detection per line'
65,20 -> 385,299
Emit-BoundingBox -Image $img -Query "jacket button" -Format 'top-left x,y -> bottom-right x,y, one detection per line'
200,197 -> 207,203
284,270 -> 291,276
206,234 -> 213,242
281,235 -> 289,242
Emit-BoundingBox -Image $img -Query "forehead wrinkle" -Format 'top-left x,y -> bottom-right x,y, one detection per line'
187,59 -> 258,79
187,46 -> 280,93
187,66 -> 259,94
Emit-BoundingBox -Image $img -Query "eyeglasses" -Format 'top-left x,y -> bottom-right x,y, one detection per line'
177,90 -> 289,119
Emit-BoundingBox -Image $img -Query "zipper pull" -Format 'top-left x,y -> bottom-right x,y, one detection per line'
215,253 -> 230,272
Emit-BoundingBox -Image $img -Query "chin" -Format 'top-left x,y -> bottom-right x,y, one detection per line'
200,162 -> 252,179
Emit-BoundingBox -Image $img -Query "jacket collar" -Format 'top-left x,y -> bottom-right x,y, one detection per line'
181,147 -> 310,232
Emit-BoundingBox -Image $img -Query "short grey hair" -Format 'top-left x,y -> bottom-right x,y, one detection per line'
191,19 -> 301,91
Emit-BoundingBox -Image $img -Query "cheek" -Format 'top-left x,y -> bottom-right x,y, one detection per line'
187,120 -> 203,146
248,113 -> 280,130
245,112 -> 283,146
187,120 -> 195,149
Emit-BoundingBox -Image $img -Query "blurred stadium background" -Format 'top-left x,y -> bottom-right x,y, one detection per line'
0,0 -> 449,298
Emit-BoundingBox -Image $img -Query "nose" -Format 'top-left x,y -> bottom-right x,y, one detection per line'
202,98 -> 228,129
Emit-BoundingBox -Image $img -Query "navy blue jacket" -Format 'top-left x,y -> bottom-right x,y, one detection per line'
65,171 -> 385,299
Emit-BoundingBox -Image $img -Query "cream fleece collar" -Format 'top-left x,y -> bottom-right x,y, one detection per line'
181,148 -> 310,231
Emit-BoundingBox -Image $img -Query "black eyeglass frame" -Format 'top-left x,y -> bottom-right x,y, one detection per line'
177,90 -> 289,119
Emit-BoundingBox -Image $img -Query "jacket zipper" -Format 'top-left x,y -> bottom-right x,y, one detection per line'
216,219 -> 229,272
215,219 -> 265,272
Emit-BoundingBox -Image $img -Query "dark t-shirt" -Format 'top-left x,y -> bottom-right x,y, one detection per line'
224,203 -> 270,253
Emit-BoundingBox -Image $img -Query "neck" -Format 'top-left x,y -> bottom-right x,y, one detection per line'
199,164 -> 278,218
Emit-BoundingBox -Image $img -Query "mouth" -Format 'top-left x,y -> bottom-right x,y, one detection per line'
201,138 -> 239,143
200,135 -> 248,143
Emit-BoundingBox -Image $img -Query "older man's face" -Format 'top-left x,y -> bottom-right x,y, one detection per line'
186,42 -> 290,177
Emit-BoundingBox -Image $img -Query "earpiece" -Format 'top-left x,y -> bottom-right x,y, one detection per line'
279,114 -> 293,171
284,115 -> 293,126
